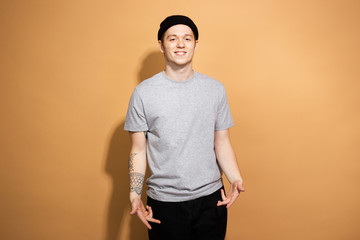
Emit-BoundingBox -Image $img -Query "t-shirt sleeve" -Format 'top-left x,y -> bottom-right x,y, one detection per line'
124,88 -> 149,132
215,87 -> 234,130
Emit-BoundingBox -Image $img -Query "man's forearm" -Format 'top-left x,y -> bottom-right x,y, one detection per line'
216,143 -> 243,184
214,130 -> 243,184
128,132 -> 148,202
128,151 -> 146,201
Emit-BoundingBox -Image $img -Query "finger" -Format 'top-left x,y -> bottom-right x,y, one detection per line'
130,206 -> 139,215
147,217 -> 161,224
226,194 -> 238,209
145,206 -> 161,224
217,197 -> 231,206
137,211 -> 152,229
237,185 -> 245,192
220,189 -> 227,201
146,206 -> 153,217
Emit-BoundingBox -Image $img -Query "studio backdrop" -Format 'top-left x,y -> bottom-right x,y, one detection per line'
1,0 -> 359,239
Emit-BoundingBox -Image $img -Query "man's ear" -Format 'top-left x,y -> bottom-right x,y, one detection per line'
158,40 -> 164,53
194,40 -> 199,52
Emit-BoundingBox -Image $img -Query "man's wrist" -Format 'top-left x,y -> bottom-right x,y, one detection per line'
129,172 -> 144,195
130,192 -> 142,202
230,178 -> 243,185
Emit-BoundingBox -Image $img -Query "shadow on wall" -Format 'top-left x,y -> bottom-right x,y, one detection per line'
104,50 -> 164,240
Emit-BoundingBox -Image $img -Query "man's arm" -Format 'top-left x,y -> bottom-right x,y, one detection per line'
214,129 -> 245,208
128,131 -> 160,229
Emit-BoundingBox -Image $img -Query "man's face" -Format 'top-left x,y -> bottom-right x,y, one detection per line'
159,24 -> 198,67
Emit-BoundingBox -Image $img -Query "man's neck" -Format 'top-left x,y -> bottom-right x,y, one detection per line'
163,64 -> 194,82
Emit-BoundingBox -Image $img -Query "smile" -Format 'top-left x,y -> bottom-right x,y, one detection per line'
174,51 -> 187,56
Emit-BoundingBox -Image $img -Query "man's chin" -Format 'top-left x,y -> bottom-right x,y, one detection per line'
173,59 -> 193,66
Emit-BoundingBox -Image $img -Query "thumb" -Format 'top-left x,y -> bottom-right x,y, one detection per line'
130,206 -> 138,215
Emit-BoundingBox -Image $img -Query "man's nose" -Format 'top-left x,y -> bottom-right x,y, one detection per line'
177,39 -> 185,48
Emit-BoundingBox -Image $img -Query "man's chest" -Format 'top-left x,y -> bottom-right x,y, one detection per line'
141,86 -> 219,127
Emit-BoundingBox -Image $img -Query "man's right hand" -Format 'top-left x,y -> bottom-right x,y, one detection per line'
130,198 -> 161,229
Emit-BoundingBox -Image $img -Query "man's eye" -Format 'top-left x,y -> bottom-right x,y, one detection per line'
170,38 -> 176,41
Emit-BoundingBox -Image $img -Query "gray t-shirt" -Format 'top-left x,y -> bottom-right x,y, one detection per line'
124,71 -> 234,201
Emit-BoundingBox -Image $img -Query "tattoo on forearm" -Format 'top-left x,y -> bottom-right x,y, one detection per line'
128,153 -> 137,173
129,172 -> 144,195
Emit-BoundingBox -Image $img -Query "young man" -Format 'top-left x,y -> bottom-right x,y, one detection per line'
124,15 -> 244,240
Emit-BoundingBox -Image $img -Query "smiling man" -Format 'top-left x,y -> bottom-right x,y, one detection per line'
124,15 -> 245,240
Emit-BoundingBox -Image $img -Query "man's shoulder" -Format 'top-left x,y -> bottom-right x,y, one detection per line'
196,71 -> 225,89
135,71 -> 164,91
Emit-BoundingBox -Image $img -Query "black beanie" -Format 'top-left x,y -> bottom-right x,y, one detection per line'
158,15 -> 199,41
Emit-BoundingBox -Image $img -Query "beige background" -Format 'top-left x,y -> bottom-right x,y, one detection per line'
1,0 -> 359,239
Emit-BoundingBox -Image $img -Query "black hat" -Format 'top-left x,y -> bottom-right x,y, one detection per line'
158,15 -> 199,41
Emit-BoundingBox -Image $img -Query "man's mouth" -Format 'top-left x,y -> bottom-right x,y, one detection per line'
174,51 -> 186,56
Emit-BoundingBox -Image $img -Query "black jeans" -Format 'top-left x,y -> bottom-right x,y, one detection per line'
147,187 -> 227,240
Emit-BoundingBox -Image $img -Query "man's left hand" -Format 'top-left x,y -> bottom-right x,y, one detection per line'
217,180 -> 245,209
